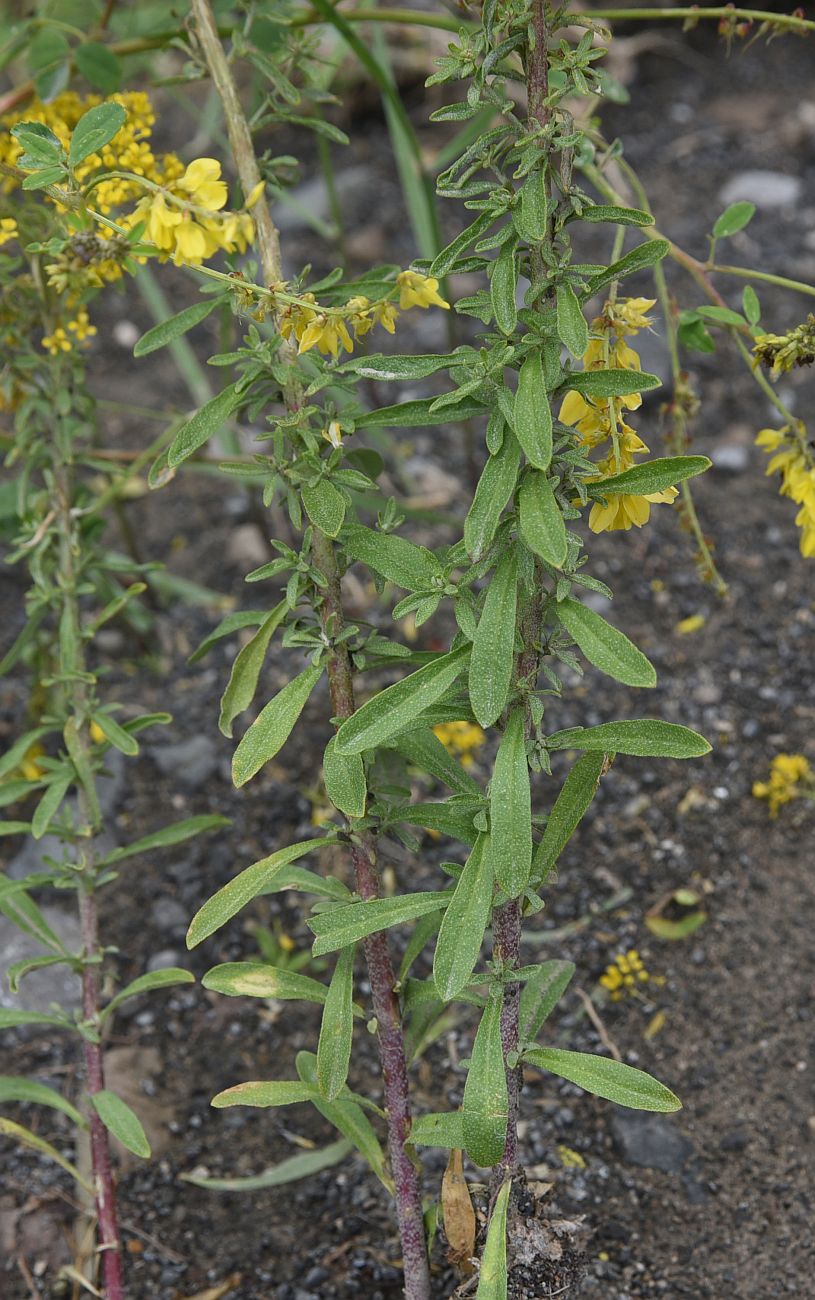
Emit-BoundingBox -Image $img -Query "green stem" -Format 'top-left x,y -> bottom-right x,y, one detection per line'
575,7 -> 814,32
710,264 -> 815,299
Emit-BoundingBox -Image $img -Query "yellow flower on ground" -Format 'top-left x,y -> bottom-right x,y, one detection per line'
432,720 -> 486,767
676,613 -> 706,635
753,753 -> 814,818
599,949 -> 651,1001
396,270 -> 449,311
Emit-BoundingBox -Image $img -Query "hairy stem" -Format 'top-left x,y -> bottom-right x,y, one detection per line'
189,4 -> 429,1292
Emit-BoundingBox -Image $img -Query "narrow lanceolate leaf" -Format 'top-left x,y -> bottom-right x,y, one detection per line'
469,549 -> 517,729
583,238 -> 670,298
342,523 -> 441,591
547,720 -> 710,759
491,241 -> 518,335
102,968 -> 194,1019
90,712 -> 139,756
0,1118 -> 92,1192
167,384 -> 241,467
410,1110 -> 464,1149
514,353 -> 552,470
296,1051 -> 390,1189
564,367 -> 660,398
586,455 -> 711,498
202,962 -> 330,1006
219,602 -> 287,737
355,395 -> 486,429
476,1177 -> 511,1300
232,663 -> 324,786
91,1090 -> 151,1158
186,837 -> 335,947
99,814 -> 229,867
394,728 -> 481,798
308,892 -> 450,957
525,1048 -> 681,1112
557,598 -> 656,689
0,1076 -> 85,1128
63,716 -> 101,828
434,833 -> 494,1001
338,351 -> 468,381
31,774 -> 72,839
317,944 -> 356,1100
334,647 -> 469,756
464,431 -> 521,562
532,752 -> 605,885
489,710 -> 532,898
518,471 -> 567,568
302,479 -> 346,538
0,1009 -> 69,1031
134,295 -> 224,356
212,1081 -> 319,1109
180,1137 -> 352,1191
572,203 -> 654,228
518,960 -> 576,1041
323,735 -> 366,818
463,991 -> 508,1167
556,282 -> 589,358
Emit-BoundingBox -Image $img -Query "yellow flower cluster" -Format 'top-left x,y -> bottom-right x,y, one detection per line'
0,216 -> 17,247
432,720 -> 486,768
559,297 -> 678,532
279,273 -> 447,360
129,158 -> 258,267
755,424 -> 815,557
753,753 -> 814,818
42,310 -> 97,355
753,316 -> 815,377
599,949 -> 650,1001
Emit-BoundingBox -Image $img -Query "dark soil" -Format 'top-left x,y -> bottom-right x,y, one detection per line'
2,20 -> 815,1300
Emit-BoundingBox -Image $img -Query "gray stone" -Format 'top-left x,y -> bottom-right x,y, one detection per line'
150,897 -> 188,932
149,734 -> 219,789
711,443 -> 750,474
147,948 -> 184,973
719,170 -> 802,211
610,1111 -> 694,1174
0,906 -> 81,1013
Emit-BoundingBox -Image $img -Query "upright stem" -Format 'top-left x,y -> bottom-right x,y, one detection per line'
189,4 -> 429,1293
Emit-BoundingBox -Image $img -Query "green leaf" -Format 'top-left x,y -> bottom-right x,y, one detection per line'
342,523 -> 441,591
180,1137 -> 352,1191
393,728 -> 481,798
491,241 -> 518,335
556,282 -> 589,358
134,296 -> 223,357
430,212 -> 493,277
296,1051 -> 390,1188
63,717 -> 101,828
355,395 -> 486,429
0,727 -> 52,780
433,833 -> 494,1000
186,837 -> 335,947
476,1177 -> 511,1300
584,239 -> 670,298
409,1110 -> 464,1149
469,549 -> 517,729
0,821 -> 31,837
334,647 -> 469,755
464,431 -> 520,562
303,479 -> 346,538
0,883 -> 65,953
586,455 -> 710,498
309,892 -> 450,957
489,709 -> 532,897
514,353 -> 552,470
212,1080 -> 318,1109
90,711 -> 139,756
0,1076 -> 85,1128
394,799 -> 479,846
258,866 -> 350,901
22,166 -> 65,190
697,305 -> 746,328
713,201 -> 755,239
68,102 -> 126,168
232,663 -> 324,786
91,1090 -> 151,1158
102,969 -> 195,1020
74,41 -> 123,93
31,774 -> 72,839
0,1118 -> 91,1192
557,598 -> 656,688
572,203 -> 654,228
219,603 -> 287,738
167,385 -> 241,468
323,735 -> 367,818
28,31 -> 70,100
99,814 -> 228,867
525,1048 -> 681,1112
518,471 -> 567,568
742,285 -> 761,325
11,121 -> 63,166
202,962 -> 330,1006
339,351 -> 467,381
463,991 -> 508,1167
6,954 -> 71,994
564,368 -> 661,398
189,609 -> 267,664
547,719 -> 710,759
532,752 -> 605,884
518,961 -> 576,1040
516,171 -> 549,242
317,944 -> 356,1100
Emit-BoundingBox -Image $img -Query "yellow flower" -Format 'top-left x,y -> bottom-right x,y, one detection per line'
589,486 -> 677,534
374,300 -> 399,334
176,158 -> 228,211
756,425 -> 815,557
599,949 -> 651,1001
432,720 -> 486,767
0,217 -> 17,247
90,720 -> 106,745
41,327 -> 72,354
323,420 -> 343,449
396,270 -> 449,311
605,297 -> 656,335
67,309 -> 97,343
297,312 -> 354,359
753,753 -> 814,818
675,613 -> 706,635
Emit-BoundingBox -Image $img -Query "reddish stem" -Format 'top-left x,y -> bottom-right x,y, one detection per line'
79,889 -> 124,1300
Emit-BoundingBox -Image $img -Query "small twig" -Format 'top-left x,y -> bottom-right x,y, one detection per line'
575,987 -> 622,1062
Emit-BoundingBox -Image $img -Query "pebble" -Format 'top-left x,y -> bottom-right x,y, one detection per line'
0,906 -> 82,1013
150,897 -> 188,932
610,1112 -> 694,1174
710,444 -> 749,474
149,734 -> 220,790
719,170 -> 802,211
147,948 -> 184,973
